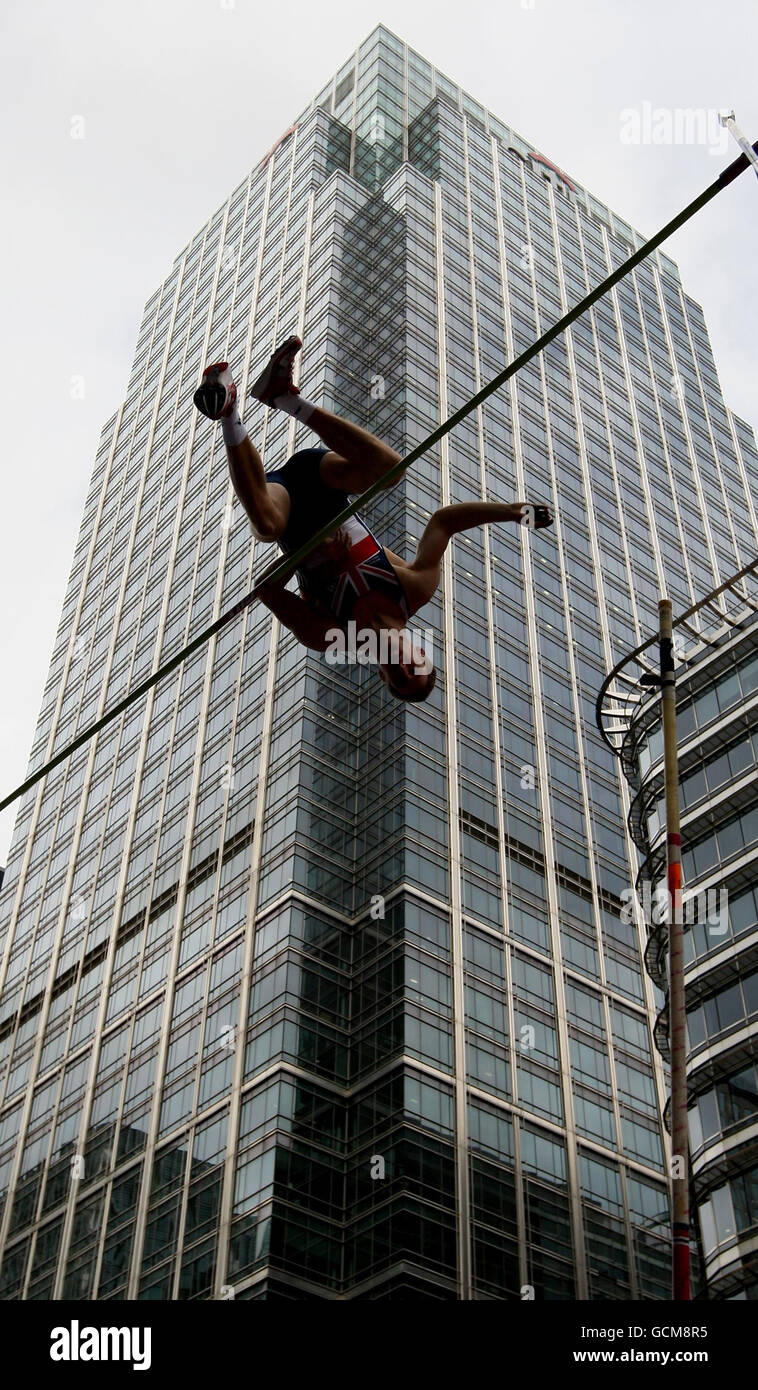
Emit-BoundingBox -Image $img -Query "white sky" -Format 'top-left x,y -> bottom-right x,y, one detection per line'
1,0 -> 757,862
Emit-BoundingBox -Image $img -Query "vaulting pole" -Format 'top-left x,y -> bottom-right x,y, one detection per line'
1,137 -> 756,816
659,598 -> 690,1300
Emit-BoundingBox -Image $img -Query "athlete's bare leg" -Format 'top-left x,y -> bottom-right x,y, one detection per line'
307,407 -> 403,494
225,434 -> 290,541
250,336 -> 404,495
193,360 -> 289,541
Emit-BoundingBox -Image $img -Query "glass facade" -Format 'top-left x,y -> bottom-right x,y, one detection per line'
628,612 -> 758,1299
1,25 -> 757,1299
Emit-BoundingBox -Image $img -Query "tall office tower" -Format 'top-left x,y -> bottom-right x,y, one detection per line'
1,26 -> 757,1302
601,569 -> 758,1300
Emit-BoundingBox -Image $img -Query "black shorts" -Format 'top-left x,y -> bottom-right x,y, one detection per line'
265,447 -> 349,554
264,447 -> 409,628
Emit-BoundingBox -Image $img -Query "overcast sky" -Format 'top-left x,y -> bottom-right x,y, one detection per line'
1,0 -> 756,862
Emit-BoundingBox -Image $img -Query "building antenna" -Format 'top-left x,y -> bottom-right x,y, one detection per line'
1,133 -> 757,817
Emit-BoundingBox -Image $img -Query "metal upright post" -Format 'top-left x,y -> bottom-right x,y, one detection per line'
659,598 -> 690,1300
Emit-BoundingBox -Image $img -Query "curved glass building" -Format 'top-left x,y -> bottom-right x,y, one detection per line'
603,578 -> 758,1299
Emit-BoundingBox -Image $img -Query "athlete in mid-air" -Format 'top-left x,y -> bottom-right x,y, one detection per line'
194,337 -> 553,701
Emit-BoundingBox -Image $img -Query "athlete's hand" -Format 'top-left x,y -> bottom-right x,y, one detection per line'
520,503 -> 554,530
324,527 -> 351,565
256,578 -> 284,605
255,573 -> 286,599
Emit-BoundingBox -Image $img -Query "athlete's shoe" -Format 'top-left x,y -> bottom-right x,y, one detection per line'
249,334 -> 303,409
193,362 -> 238,420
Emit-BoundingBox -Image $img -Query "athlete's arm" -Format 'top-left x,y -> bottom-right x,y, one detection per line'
411,501 -> 552,570
256,580 -> 336,652
393,502 -> 552,616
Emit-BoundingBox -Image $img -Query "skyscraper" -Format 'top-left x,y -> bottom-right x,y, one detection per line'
1,25 -> 757,1300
